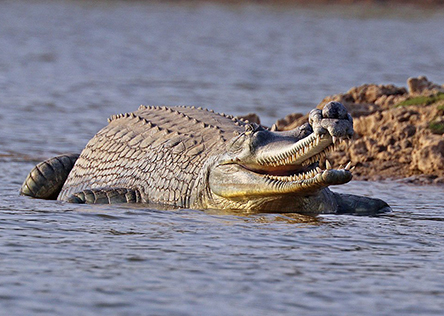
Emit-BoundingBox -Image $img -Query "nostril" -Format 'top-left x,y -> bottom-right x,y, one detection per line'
322,101 -> 348,119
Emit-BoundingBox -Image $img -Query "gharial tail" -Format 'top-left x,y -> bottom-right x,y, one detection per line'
20,154 -> 79,200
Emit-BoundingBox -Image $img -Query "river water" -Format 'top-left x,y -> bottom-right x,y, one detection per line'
1,1 -> 444,315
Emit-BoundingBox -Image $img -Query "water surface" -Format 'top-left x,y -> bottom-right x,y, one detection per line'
1,1 -> 444,315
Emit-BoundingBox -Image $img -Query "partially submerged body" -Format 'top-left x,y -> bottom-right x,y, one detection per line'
20,102 -> 390,215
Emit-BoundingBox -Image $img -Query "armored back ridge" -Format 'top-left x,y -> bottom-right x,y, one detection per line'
57,106 -> 246,207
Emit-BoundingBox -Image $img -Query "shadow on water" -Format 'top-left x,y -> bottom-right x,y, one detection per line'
204,208 -> 321,224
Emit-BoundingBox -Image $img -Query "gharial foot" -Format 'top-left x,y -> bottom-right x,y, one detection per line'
66,188 -> 142,204
20,154 -> 79,200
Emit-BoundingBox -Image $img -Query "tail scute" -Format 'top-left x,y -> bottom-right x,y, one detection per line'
20,154 -> 79,200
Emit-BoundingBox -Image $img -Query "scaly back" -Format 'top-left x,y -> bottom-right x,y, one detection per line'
58,106 -> 246,207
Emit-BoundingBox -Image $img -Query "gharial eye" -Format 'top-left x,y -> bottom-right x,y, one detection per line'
228,132 -> 248,155
244,123 -> 261,135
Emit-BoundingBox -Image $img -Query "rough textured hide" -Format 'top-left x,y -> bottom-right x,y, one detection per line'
58,106 -> 247,207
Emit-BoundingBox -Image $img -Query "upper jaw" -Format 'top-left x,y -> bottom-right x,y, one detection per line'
243,101 -> 355,185
254,103 -> 354,169
255,132 -> 334,168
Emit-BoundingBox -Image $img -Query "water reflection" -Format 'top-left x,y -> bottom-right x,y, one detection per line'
204,208 -> 320,224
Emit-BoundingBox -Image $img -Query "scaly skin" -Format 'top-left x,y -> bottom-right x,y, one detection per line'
20,102 -> 391,215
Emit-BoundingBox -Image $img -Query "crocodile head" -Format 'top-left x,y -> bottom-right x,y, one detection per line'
205,101 -> 355,212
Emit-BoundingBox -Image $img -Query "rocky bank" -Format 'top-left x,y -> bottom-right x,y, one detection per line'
272,76 -> 444,184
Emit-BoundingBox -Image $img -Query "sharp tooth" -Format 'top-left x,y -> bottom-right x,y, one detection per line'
316,167 -> 322,173
350,166 -> 356,172
345,161 -> 352,170
332,136 -> 338,144
326,160 -> 332,169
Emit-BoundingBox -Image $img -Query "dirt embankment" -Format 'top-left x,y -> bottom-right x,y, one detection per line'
274,76 -> 444,184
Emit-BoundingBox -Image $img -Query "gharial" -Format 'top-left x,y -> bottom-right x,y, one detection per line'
20,101 -> 391,215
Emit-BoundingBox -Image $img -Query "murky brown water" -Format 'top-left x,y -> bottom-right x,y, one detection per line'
1,1 -> 444,315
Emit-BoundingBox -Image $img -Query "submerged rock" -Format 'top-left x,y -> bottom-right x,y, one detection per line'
273,76 -> 444,183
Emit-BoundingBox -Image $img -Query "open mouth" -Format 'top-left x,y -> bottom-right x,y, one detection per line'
212,132 -> 354,199
259,160 -> 353,183
241,140 -> 353,184
241,161 -> 319,177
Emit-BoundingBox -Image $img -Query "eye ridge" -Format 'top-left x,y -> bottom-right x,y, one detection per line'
244,123 -> 262,134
